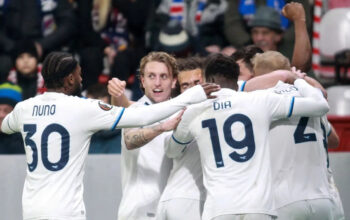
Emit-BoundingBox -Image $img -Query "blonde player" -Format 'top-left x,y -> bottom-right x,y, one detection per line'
117,52 -> 205,220
247,51 -> 340,219
168,54 -> 329,220
0,52 -> 219,220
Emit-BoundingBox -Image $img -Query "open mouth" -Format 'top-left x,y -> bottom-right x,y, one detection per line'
153,89 -> 163,94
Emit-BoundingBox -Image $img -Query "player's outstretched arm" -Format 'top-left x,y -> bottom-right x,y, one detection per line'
123,110 -> 184,150
165,103 -> 203,158
243,70 -> 299,91
116,84 -> 219,128
291,79 -> 329,117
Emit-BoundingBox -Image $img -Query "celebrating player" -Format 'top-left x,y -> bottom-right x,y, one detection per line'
0,52 -> 219,220
157,57 -> 206,220
245,51 -> 344,219
167,54 -> 329,220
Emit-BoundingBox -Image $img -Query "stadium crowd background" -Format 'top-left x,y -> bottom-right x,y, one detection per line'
0,0 -> 350,219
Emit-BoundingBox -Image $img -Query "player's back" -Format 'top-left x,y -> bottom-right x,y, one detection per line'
188,88 -> 292,219
10,92 -> 122,220
268,82 -> 330,208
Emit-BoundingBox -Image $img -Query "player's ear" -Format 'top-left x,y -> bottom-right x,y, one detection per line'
68,73 -> 74,83
171,77 -> 177,89
140,74 -> 145,87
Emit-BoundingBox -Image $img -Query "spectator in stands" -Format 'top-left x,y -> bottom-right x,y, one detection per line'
0,0 -> 76,81
7,40 -> 46,100
154,20 -> 193,58
75,0 -> 152,96
224,0 -> 311,62
147,0 -> 230,55
0,82 -> 24,154
86,83 -> 122,154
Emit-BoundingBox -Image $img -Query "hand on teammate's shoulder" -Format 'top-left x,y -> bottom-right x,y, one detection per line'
201,83 -> 221,99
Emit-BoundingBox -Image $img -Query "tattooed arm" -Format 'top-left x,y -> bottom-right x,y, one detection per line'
123,110 -> 184,150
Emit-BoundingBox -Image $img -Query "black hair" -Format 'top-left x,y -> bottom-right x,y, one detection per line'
86,83 -> 110,100
231,49 -> 245,62
12,39 -> 39,60
42,52 -> 78,89
177,56 -> 204,72
204,53 -> 239,83
173,56 -> 204,96
231,45 -> 264,72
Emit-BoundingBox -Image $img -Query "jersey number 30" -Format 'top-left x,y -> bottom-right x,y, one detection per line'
202,114 -> 256,168
24,123 -> 70,172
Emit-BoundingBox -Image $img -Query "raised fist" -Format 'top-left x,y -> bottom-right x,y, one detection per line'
282,2 -> 306,22
108,77 -> 126,97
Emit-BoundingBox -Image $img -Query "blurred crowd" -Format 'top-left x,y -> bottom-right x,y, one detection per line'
0,0 -> 313,154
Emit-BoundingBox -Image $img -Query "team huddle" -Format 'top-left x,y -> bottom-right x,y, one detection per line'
0,50 -> 345,220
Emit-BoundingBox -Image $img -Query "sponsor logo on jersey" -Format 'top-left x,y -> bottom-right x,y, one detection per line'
98,101 -> 113,111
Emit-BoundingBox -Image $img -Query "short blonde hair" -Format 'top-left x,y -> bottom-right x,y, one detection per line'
252,51 -> 291,76
139,52 -> 178,78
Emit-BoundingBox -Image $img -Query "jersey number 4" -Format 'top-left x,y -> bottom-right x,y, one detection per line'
24,123 -> 70,172
202,114 -> 256,168
293,117 -> 329,167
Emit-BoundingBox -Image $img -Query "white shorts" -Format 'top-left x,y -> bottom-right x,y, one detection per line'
329,179 -> 345,220
330,193 -> 345,220
277,198 -> 333,220
156,198 -> 203,220
213,214 -> 273,220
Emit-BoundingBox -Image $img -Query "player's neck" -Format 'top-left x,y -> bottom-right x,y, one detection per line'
46,87 -> 69,95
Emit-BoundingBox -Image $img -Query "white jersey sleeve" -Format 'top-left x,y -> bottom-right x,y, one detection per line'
117,85 -> 207,128
237,80 -> 246,91
291,79 -> 329,117
167,101 -> 209,158
1,103 -> 21,134
321,116 -> 332,137
164,134 -> 188,159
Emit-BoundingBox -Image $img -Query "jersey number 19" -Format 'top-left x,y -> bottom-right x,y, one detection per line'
202,114 -> 256,168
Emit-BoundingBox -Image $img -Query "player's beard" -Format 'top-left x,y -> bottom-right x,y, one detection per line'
72,83 -> 82,97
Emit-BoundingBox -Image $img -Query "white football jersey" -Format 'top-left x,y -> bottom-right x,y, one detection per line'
268,82 -> 330,209
159,84 -> 247,207
1,92 -> 124,220
118,95 -> 172,220
160,140 -> 205,203
183,88 -> 295,220
237,80 -> 246,91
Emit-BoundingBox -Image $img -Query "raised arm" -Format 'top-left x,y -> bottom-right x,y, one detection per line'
108,78 -> 134,107
283,2 -> 312,72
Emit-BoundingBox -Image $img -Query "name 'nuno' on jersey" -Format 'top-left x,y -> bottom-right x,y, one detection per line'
32,104 -> 56,116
